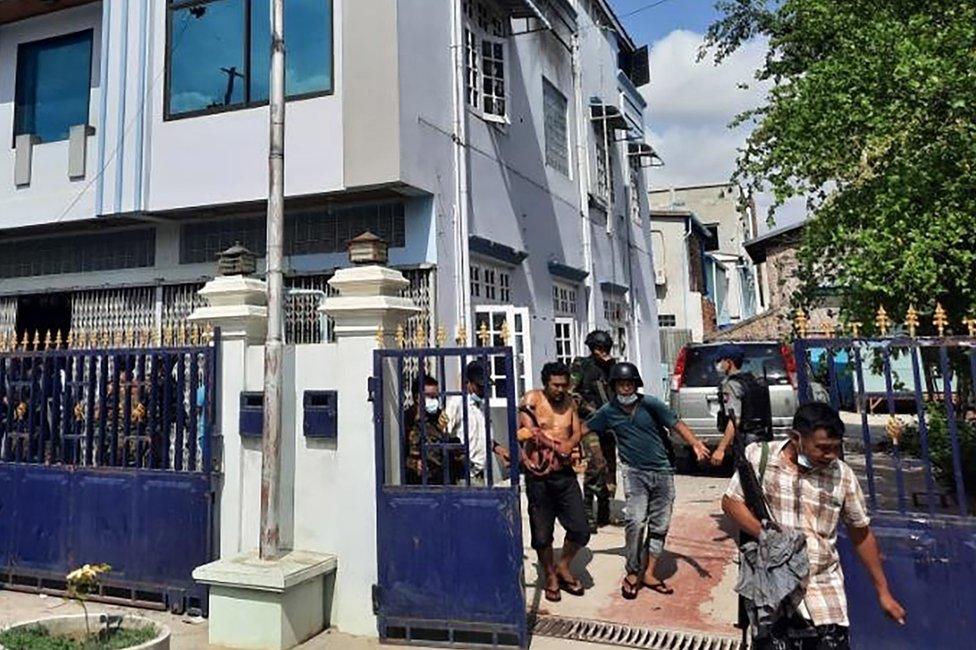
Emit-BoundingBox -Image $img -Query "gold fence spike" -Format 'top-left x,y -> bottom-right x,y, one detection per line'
191,324 -> 201,346
124,327 -> 135,348
500,319 -> 511,345
43,330 -> 52,351
19,331 -> 28,351
0,331 -> 7,353
32,330 -> 40,351
477,321 -> 491,346
395,324 -> 406,348
436,326 -> 447,347
163,323 -> 174,347
177,323 -> 187,347
456,323 -> 468,346
964,317 -> 976,338
793,308 -> 809,338
204,323 -> 214,343
905,305 -> 919,338
415,326 -> 427,348
933,302 -> 949,337
375,325 -> 385,347
54,330 -> 63,349
875,306 -> 891,337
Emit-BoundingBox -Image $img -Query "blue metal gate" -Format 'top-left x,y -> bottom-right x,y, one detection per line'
0,331 -> 219,614
794,327 -> 976,648
372,345 -> 527,648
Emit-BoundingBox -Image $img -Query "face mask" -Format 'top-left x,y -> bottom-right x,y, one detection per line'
424,398 -> 440,414
715,362 -> 727,374
469,394 -> 483,408
794,437 -> 814,470
617,394 -> 639,406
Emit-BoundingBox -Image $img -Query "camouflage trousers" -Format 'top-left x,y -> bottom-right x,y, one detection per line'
582,430 -> 616,528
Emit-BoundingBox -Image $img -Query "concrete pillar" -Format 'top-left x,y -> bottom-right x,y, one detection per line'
319,264 -> 419,636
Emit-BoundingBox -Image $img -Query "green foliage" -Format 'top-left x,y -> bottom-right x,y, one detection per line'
704,0 -> 976,328
0,625 -> 155,650
902,403 -> 976,504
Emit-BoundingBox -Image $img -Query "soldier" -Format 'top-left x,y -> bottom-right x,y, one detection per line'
712,344 -> 773,467
571,330 -> 617,532
404,375 -> 460,485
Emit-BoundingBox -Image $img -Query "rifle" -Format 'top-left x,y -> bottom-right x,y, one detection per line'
728,408 -> 771,524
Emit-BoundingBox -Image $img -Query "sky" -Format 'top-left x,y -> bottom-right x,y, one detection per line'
607,0 -> 805,229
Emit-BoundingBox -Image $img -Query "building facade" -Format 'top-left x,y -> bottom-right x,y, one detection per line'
0,0 -> 663,395
649,183 -> 762,331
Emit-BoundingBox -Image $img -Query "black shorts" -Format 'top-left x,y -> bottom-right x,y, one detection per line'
525,468 -> 590,550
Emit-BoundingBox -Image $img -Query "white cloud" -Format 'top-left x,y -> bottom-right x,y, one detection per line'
641,30 -> 805,229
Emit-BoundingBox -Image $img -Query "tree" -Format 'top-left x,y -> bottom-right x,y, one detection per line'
703,0 -> 976,332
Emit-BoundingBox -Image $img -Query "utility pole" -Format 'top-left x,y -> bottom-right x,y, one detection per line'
260,0 -> 285,560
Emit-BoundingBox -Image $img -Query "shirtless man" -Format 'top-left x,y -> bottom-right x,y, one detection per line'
519,361 -> 590,602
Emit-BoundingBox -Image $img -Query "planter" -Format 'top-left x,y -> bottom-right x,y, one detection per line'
0,614 -> 170,650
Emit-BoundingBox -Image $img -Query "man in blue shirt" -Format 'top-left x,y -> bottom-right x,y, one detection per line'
584,362 -> 710,599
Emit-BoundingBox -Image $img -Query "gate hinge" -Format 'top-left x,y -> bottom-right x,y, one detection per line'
371,584 -> 381,615
367,377 -> 378,403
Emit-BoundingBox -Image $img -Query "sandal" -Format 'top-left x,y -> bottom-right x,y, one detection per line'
544,586 -> 562,602
643,580 -> 674,595
558,576 -> 585,597
620,575 -> 641,600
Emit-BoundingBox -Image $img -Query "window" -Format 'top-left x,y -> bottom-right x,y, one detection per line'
658,314 -> 677,328
552,283 -> 578,316
705,224 -> 720,251
166,0 -> 333,118
14,30 -> 94,143
0,229 -> 154,279
180,201 -> 405,264
543,78 -> 569,175
629,159 -> 643,224
475,305 -> 532,403
462,0 -> 509,121
604,295 -> 629,359
594,124 -> 615,202
554,317 -> 577,366
470,261 -> 512,304
603,297 -> 626,324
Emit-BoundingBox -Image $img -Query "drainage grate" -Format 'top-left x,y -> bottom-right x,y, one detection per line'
532,614 -> 742,650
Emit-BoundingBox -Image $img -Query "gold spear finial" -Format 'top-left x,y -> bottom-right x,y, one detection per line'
395,324 -> 406,348
163,323 -> 175,347
499,319 -> 511,346
456,323 -> 468,346
191,324 -> 201,346
42,330 -> 52,351
964,317 -> 976,338
905,305 -> 919,338
793,308 -> 809,338
203,323 -> 214,344
32,330 -> 41,351
415,326 -> 428,348
477,321 -> 491,346
176,323 -> 187,347
875,306 -> 891,337
124,326 -> 135,348
375,325 -> 386,347
19,331 -> 29,351
0,331 -> 7,353
54,330 -> 63,350
436,326 -> 447,348
933,302 -> 949,337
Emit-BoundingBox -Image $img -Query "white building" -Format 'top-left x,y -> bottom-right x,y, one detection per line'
0,0 -> 663,393
649,183 -> 763,334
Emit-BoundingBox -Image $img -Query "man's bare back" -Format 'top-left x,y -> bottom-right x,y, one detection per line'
522,389 -> 579,443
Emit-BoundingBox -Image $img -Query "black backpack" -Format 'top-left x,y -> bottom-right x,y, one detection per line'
718,372 -> 773,442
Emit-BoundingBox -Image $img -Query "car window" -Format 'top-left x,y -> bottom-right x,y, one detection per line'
682,344 -> 789,388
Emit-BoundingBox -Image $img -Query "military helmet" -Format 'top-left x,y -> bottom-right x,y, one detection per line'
608,361 -> 643,388
584,330 -> 614,351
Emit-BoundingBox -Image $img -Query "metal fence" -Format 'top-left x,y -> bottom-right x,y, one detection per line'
0,331 -> 218,474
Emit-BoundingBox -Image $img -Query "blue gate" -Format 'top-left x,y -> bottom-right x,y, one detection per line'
372,345 -> 526,648
794,326 -> 976,648
0,330 -> 219,614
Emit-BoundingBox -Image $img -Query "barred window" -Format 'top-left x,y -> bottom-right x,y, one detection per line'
553,283 -> 578,316
180,202 -> 406,264
543,78 -> 569,175
462,0 -> 509,121
0,229 -> 155,279
659,314 -> 677,328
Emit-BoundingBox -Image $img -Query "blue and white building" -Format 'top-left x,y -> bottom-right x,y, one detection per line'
0,0 -> 664,394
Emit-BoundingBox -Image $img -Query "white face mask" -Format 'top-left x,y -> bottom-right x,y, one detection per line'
715,362 -> 727,374
469,394 -> 483,408
424,398 -> 440,414
617,393 -> 639,406
793,436 -> 815,470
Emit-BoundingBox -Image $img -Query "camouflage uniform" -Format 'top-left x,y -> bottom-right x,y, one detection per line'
571,354 -> 616,530
405,411 -> 460,485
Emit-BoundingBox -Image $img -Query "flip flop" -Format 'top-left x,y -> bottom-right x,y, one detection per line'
643,581 -> 674,595
544,586 -> 562,602
621,576 -> 641,600
558,577 -> 585,597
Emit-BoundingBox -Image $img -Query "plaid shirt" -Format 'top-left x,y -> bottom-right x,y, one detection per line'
725,440 -> 870,627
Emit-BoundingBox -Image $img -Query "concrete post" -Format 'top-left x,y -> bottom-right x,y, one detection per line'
319,264 -> 419,636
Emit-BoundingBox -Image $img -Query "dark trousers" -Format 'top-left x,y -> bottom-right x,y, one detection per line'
583,430 -> 616,527
755,618 -> 850,650
526,468 -> 591,551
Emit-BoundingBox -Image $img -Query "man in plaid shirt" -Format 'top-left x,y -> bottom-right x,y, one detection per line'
722,402 -> 906,649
